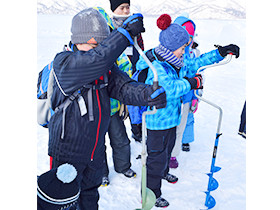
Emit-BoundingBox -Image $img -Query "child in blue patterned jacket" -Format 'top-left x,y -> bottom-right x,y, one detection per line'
136,14 -> 204,208
137,14 -> 240,208
170,14 -> 240,169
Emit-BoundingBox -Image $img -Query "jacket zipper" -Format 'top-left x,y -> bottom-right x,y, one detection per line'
91,80 -> 102,161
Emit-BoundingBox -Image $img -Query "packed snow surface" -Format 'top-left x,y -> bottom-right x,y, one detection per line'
37,14 -> 246,210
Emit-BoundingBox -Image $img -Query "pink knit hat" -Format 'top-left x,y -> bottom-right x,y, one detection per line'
182,21 -> 195,37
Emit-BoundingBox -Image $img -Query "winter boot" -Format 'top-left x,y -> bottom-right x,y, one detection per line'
238,131 -> 246,139
182,143 -> 190,152
169,157 -> 178,169
155,197 -> 169,208
123,168 -> 137,178
163,173 -> 178,184
100,176 -> 110,187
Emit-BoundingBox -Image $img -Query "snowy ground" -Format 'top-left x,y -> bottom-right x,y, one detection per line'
37,14 -> 246,210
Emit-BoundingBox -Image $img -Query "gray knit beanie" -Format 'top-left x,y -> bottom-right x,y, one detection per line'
71,8 -> 110,44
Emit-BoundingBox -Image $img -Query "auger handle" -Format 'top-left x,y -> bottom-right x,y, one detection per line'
197,53 -> 233,74
133,37 -> 158,167
134,36 -> 158,210
194,53 -> 233,134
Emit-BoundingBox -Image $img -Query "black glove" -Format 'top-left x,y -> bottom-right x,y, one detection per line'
146,86 -> 167,109
216,44 -> 240,58
121,13 -> 145,37
184,74 -> 203,90
192,41 -> 199,49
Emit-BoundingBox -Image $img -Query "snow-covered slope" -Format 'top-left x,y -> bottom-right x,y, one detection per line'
37,0 -> 246,19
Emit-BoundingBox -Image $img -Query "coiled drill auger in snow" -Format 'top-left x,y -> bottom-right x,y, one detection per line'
194,53 -> 234,209
134,37 -> 157,210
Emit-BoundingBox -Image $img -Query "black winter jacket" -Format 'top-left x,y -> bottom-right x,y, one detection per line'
48,30 -> 154,163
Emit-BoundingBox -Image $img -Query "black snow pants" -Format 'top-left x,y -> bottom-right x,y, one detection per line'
146,127 -> 176,198
103,111 -> 131,176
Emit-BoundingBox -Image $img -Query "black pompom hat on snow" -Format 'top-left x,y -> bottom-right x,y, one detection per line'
37,163 -> 80,210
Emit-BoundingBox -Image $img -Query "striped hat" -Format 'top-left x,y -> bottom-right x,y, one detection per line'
37,163 -> 80,210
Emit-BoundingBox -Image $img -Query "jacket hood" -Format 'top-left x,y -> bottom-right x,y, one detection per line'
174,16 -> 196,32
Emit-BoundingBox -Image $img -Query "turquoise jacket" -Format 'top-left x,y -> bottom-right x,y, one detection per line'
137,49 -> 192,130
136,48 -> 224,130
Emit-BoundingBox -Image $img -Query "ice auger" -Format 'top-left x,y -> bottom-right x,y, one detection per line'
194,53 -> 233,209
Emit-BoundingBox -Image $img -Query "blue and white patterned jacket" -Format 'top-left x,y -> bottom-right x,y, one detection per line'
136,48 -> 224,130
137,49 -> 191,130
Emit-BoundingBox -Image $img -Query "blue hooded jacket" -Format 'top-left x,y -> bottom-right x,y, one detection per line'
174,16 -> 196,35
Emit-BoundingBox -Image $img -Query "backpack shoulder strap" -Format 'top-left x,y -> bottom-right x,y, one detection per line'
54,73 -> 108,139
55,89 -> 82,139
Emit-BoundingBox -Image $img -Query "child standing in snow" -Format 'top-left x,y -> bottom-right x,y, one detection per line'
109,0 -> 145,74
169,16 -> 199,169
109,0 -> 145,143
136,14 -> 204,208
47,8 -> 167,210
169,14 -> 240,169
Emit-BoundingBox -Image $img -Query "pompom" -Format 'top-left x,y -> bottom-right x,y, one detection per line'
157,14 -> 172,30
56,163 -> 78,184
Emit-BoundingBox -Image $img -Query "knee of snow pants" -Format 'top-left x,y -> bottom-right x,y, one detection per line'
79,159 -> 104,210
107,112 -> 131,173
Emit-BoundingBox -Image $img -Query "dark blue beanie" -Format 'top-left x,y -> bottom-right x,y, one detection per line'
157,14 -> 189,52
37,163 -> 80,210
